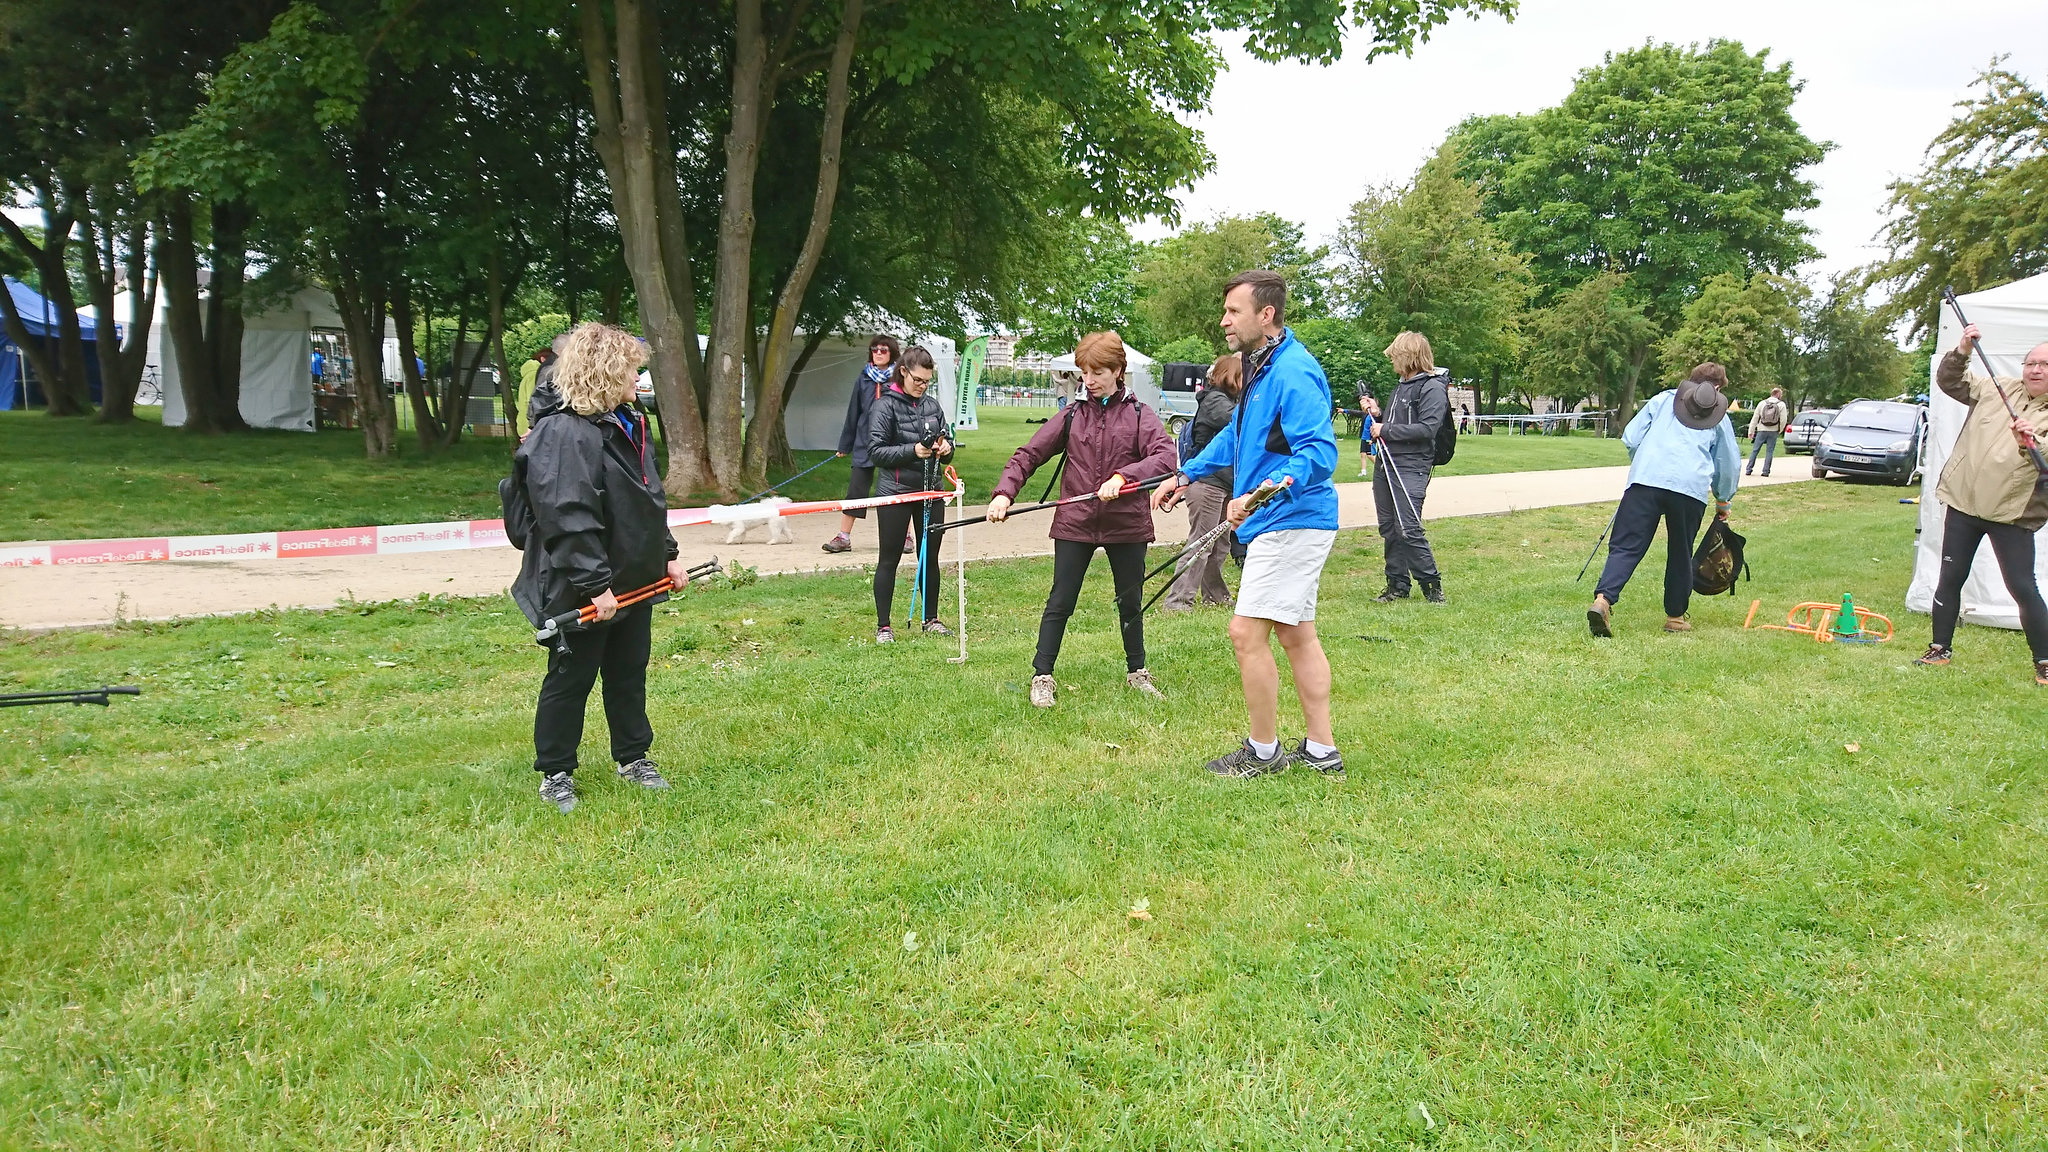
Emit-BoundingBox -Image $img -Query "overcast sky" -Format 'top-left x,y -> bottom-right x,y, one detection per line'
1141,0 -> 2048,284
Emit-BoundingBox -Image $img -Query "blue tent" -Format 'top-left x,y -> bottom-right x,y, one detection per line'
0,276 -> 107,409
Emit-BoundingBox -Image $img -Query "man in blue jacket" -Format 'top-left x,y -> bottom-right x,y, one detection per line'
1154,270 -> 1343,780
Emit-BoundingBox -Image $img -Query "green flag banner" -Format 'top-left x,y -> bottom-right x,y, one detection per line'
951,335 -> 986,432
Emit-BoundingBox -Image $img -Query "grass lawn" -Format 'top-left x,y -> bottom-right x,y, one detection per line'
4,480 -> 2043,1149
5,407 -> 1628,542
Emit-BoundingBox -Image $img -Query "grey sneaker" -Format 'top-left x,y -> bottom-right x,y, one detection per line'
876,626 -> 894,644
1030,674 -> 1056,708
1287,739 -> 1345,779
538,771 -> 577,813
821,533 -> 852,554
1127,668 -> 1165,698
922,619 -> 952,636
615,758 -> 671,789
1205,739 -> 1288,779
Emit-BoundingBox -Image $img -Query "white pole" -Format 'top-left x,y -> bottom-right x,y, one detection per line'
949,480 -> 968,664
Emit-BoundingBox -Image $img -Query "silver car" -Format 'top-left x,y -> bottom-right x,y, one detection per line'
1781,408 -> 1835,454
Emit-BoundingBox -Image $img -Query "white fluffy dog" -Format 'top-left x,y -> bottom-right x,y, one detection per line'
723,496 -> 795,545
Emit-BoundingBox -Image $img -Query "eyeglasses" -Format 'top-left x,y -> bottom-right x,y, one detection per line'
2024,360 -> 2048,369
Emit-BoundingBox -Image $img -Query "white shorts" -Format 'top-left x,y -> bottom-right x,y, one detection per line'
1234,528 -> 1337,625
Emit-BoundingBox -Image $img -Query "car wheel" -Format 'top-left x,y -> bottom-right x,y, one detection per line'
1811,459 -> 1828,479
1167,416 -> 1189,439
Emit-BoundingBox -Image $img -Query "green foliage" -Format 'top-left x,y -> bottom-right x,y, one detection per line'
1150,335 -> 1217,366
503,313 -> 572,372
1335,148 -> 1532,380
1134,214 -> 1328,352
1870,65 -> 2048,339
1522,270 -> 1658,414
1014,217 -> 1149,355
1658,272 -> 1806,392
1798,274 -> 1910,409
1451,41 -> 1825,323
1291,317 -> 1392,404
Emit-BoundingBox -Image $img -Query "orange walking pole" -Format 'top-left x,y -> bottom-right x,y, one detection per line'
534,557 -> 720,642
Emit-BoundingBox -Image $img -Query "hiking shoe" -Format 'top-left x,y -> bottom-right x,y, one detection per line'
1287,739 -> 1345,779
538,771 -> 577,813
1914,643 -> 1952,667
1127,668 -> 1165,698
1205,739 -> 1289,779
821,533 -> 852,554
1587,595 -> 1613,639
876,626 -> 894,644
1663,617 -> 1692,633
922,619 -> 951,636
2035,658 -> 2047,687
1372,585 -> 1410,603
1030,674 -> 1056,708
1421,582 -> 1446,604
615,758 -> 671,789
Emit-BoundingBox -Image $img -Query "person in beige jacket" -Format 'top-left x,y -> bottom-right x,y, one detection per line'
1917,322 -> 2048,686
1745,387 -> 1790,476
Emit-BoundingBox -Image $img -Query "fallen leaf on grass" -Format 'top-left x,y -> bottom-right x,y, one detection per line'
902,931 -> 920,952
1128,898 -> 1152,921
1845,742 -> 1861,753
1407,1102 -> 1436,1130
372,661 -> 397,668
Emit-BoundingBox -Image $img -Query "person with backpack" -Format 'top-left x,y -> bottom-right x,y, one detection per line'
1746,386 -> 1790,476
1587,363 -> 1741,638
1161,353 -> 1242,613
1362,332 -> 1453,604
988,331 -> 1179,707
509,323 -> 691,814
822,334 -> 899,554
867,345 -> 954,643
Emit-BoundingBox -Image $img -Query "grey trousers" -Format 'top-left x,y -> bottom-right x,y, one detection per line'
1746,431 -> 1778,474
1373,453 -> 1438,591
1161,481 -> 1233,610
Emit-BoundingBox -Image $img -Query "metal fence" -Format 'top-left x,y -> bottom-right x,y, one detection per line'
976,386 -> 1060,408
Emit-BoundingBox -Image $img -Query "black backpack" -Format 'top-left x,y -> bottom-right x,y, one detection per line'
1691,519 -> 1751,596
1430,375 -> 1457,466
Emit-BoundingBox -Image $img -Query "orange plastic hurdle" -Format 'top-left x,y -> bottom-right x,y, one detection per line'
1743,598 -> 1894,644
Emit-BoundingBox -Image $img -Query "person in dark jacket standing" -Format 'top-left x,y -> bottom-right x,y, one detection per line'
823,334 -> 900,554
1161,352 -> 1241,614
988,331 -> 1179,707
866,345 -> 954,643
1363,332 -> 1452,603
511,323 -> 691,814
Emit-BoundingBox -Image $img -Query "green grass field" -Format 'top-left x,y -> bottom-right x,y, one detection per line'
4,480 -> 2043,1149
4,407 -> 1627,542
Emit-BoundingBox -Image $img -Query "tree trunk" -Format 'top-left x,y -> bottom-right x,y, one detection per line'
81,201 -> 154,424
205,200 -> 250,431
489,248 -> 519,442
0,190 -> 90,416
0,280 -> 61,405
743,0 -> 862,486
328,254 -> 396,459
702,0 -> 770,495
158,197 -> 220,434
391,280 -> 444,448
1614,345 -> 1648,436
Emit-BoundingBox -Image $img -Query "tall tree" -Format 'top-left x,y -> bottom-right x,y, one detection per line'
1869,64 -> 2048,339
1657,271 -> 1805,395
1522,269 -> 1656,424
1799,273 -> 1908,410
1135,215 -> 1326,353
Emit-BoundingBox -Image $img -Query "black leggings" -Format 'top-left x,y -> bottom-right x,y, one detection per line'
533,602 -> 653,774
1035,539 -> 1149,676
1594,484 -> 1706,619
1931,506 -> 2048,660
873,499 -> 944,627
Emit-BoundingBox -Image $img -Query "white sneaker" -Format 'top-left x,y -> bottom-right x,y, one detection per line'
1029,674 -> 1056,708
1127,668 -> 1165,698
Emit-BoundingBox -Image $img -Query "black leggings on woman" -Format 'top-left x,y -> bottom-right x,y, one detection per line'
1931,506 -> 2048,660
873,499 -> 945,627
1035,539 -> 1149,676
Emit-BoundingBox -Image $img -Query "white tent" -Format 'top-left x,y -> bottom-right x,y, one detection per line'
1906,272 -> 2048,630
1045,345 -> 1162,411
781,333 -> 958,451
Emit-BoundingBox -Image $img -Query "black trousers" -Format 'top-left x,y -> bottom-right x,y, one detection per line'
1931,506 -> 2048,660
1595,484 -> 1705,619
533,601 -> 653,775
1372,452 -> 1438,590
874,499 -> 944,627
1035,539 -> 1149,676
843,465 -> 875,519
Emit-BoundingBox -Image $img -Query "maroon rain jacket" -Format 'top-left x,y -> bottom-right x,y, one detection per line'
993,387 -> 1178,544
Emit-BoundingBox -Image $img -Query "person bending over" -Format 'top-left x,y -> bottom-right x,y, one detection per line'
866,346 -> 954,643
1587,364 -> 1740,638
1916,323 -> 2048,687
823,333 -> 899,555
1161,353 -> 1242,613
512,323 -> 692,813
1363,331 -> 1452,603
988,331 -> 1178,707
1154,270 -> 1344,779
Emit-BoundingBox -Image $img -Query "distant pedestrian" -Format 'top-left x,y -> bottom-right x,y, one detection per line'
1460,404 -> 1473,434
1915,323 -> 2048,686
1363,332 -> 1451,604
1746,386 -> 1789,476
520,332 -> 571,435
822,334 -> 899,554
511,323 -> 690,814
988,331 -> 1178,707
1587,364 -> 1741,638
1162,353 -> 1242,613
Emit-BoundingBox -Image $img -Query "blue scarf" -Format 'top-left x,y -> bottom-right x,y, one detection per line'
863,363 -> 892,395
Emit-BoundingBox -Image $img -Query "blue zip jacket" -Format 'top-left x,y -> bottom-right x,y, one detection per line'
1178,328 -> 1339,541
1623,388 -> 1741,507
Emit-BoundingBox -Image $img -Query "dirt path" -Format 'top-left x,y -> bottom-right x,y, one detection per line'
1,466 -> 1812,630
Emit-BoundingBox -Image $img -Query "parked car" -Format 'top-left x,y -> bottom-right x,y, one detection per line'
1812,400 -> 1928,486
1781,408 -> 1836,454
1156,361 -> 1204,437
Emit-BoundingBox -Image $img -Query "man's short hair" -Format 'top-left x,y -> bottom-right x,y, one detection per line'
1689,362 -> 1727,388
1770,387 -> 1784,397
1224,269 -> 1287,327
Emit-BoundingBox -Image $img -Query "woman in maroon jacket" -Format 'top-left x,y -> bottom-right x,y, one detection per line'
988,331 -> 1178,708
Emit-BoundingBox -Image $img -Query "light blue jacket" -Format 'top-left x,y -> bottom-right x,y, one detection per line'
1624,389 -> 1741,506
1178,328 -> 1339,541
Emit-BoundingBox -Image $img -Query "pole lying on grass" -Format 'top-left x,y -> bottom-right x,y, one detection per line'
533,557 -> 722,643
0,685 -> 141,709
1942,286 -> 2048,487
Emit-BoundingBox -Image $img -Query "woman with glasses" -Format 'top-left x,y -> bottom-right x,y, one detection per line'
866,346 -> 954,643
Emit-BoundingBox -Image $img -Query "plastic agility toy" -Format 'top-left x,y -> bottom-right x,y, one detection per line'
1743,594 -> 1894,644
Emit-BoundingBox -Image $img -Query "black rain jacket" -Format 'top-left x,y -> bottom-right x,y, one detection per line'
1380,370 -> 1451,464
1189,385 -> 1237,491
866,385 -> 955,498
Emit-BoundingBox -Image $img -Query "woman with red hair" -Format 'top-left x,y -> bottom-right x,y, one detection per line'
988,331 -> 1178,708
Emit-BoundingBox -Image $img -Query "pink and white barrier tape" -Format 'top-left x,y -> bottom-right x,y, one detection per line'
0,488 -> 959,569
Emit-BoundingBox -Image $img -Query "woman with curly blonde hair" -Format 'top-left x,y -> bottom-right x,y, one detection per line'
512,323 -> 691,813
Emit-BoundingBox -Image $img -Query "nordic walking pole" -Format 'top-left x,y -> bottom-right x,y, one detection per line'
0,685 -> 140,709
931,474 -> 1170,534
949,473 -> 969,665
1130,478 -> 1292,619
1577,510 -> 1618,583
1943,286 -> 2048,483
534,557 -> 721,642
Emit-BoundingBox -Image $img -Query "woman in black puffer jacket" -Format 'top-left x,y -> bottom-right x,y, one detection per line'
865,345 -> 954,643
